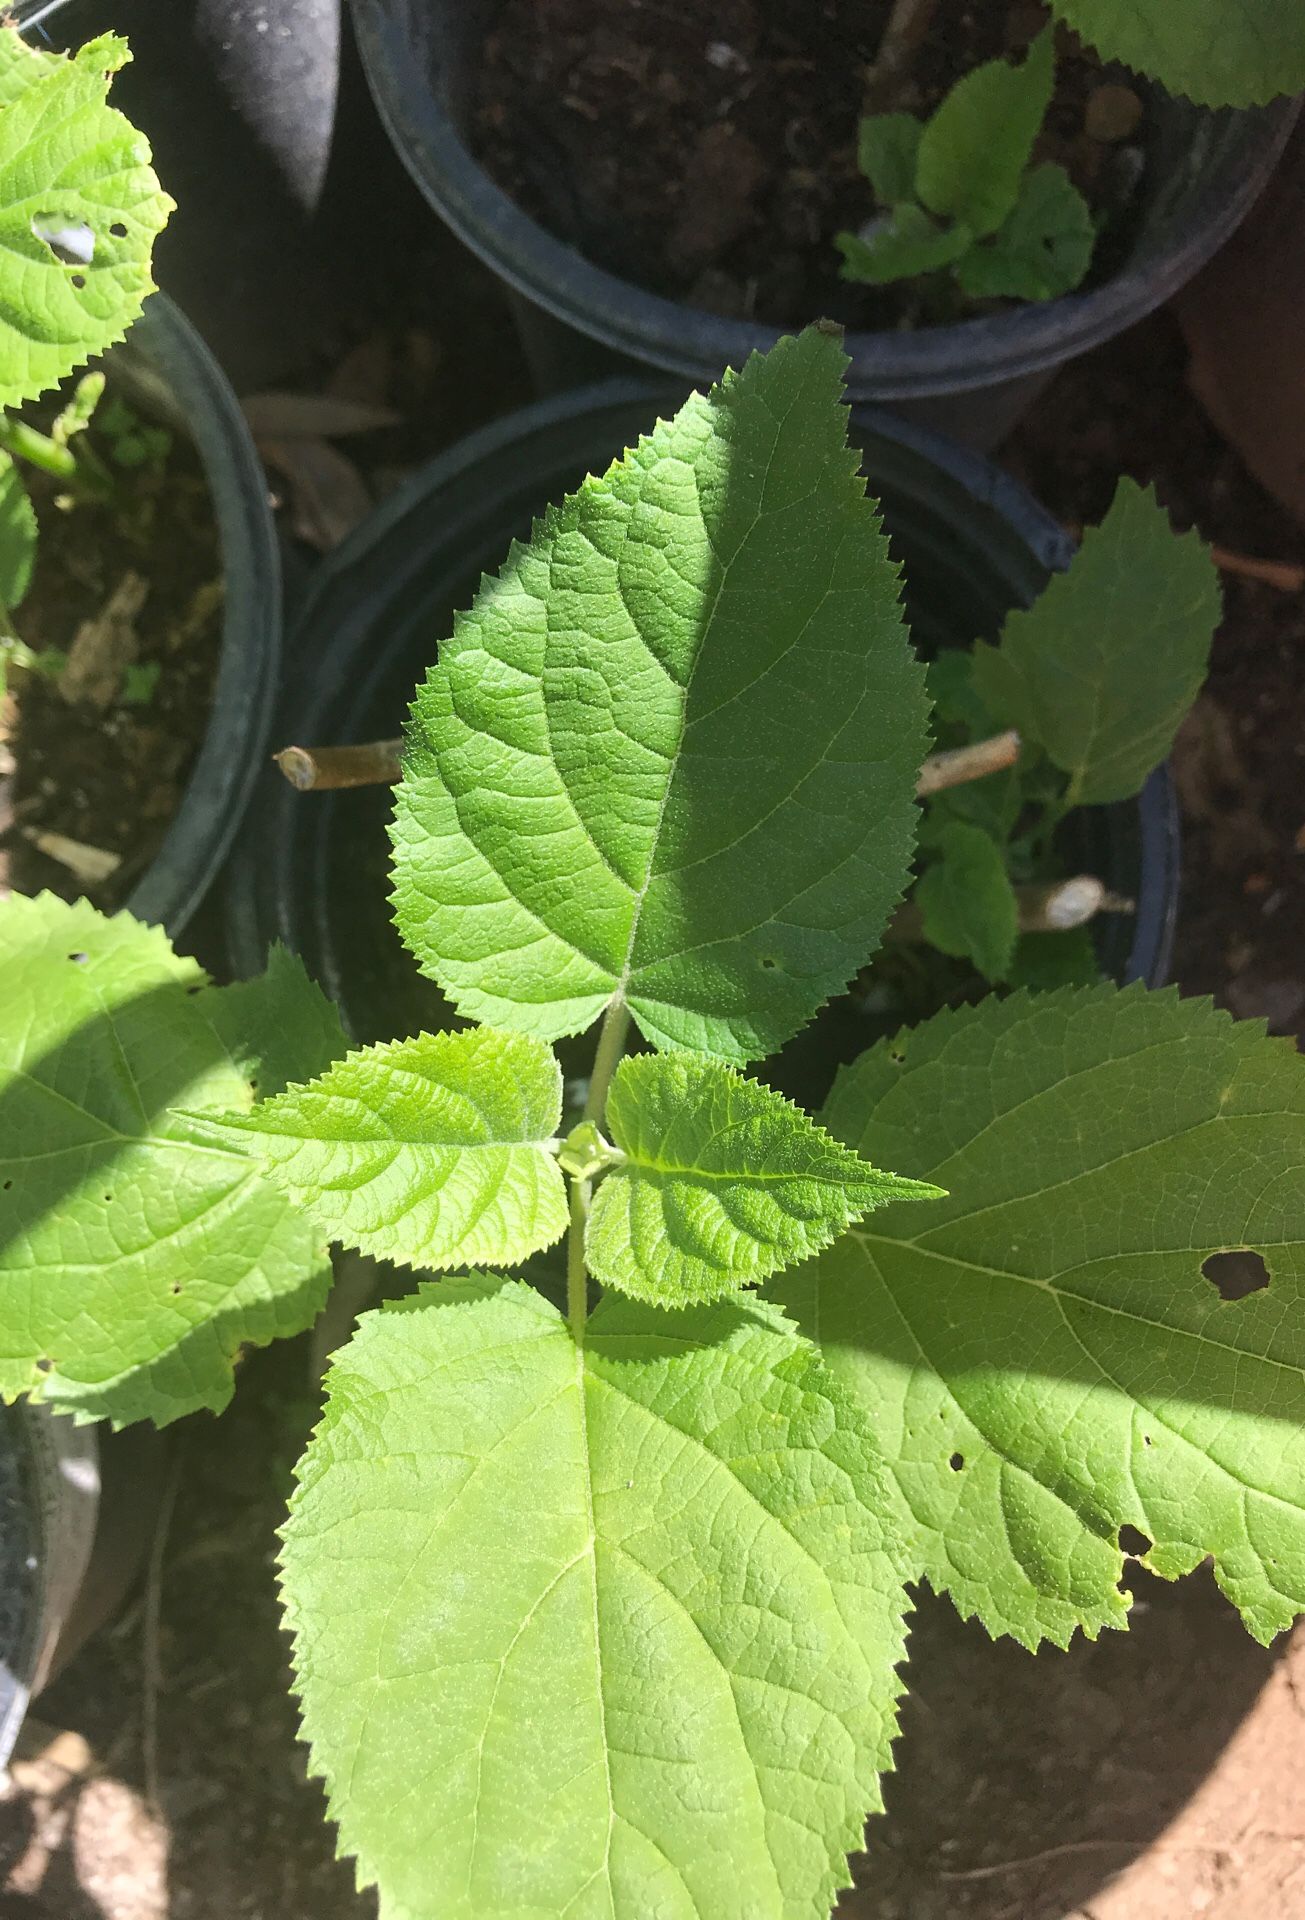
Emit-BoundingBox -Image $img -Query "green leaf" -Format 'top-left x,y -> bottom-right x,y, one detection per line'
392,327 -> 929,1065
193,1027 -> 568,1273
972,479 -> 1221,805
779,985 -> 1305,1649
1005,925 -> 1101,990
282,1275 -> 910,1919
0,450 -> 35,609
195,943 -> 347,1101
857,111 -> 924,205
955,164 -> 1095,302
915,821 -> 1018,982
0,29 -> 174,409
836,203 -> 972,285
1047,0 -> 1305,106
586,1050 -> 941,1305
917,27 -> 1055,238
0,894 -> 332,1426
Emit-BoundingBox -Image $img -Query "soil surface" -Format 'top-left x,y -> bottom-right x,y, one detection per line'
472,0 -> 1141,327
0,400 -> 224,913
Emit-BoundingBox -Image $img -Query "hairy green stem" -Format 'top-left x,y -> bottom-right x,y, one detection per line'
0,415 -> 112,501
584,999 -> 630,1125
566,1174 -> 592,1340
566,998 -> 632,1341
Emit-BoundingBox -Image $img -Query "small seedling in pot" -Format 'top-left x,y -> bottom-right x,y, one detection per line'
838,26 -> 1096,303
0,27 -> 171,690
4,331 -> 1302,1920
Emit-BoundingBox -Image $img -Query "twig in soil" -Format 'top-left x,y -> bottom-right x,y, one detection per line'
273,737 -> 404,791
863,0 -> 942,109
276,729 -> 1025,799
142,1445 -> 184,1816
916,730 -> 1021,795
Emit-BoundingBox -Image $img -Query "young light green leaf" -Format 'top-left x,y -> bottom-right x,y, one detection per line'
0,894 -> 333,1426
836,204 -> 973,285
972,479 -> 1221,806
282,1275 -> 910,1920
915,820 -> 1018,982
779,985 -> 1305,1650
917,27 -> 1055,238
0,30 -> 174,409
955,164 -> 1095,302
194,1027 -> 567,1272
857,111 -> 924,205
1047,0 -> 1305,106
586,1050 -> 941,1305
0,451 -> 35,610
392,327 -> 929,1065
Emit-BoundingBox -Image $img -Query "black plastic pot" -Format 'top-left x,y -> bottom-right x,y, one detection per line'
224,382 -> 1178,1105
113,295 -> 282,936
0,299 -> 278,1766
349,0 -> 1298,446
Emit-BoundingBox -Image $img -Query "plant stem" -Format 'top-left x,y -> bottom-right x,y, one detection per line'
864,0 -> 941,107
273,738 -> 404,791
566,997 -> 632,1341
566,1173 -> 592,1339
584,998 -> 630,1124
917,730 -> 1020,796
0,415 -> 112,503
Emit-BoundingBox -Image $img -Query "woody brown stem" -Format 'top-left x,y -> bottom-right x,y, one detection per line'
273,737 -> 404,792
916,730 -> 1020,796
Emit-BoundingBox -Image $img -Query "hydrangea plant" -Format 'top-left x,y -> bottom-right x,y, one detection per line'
4,329 -> 1304,1919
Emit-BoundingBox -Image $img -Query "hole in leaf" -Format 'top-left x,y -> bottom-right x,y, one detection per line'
70,273 -> 86,290
1142,1433 -> 1153,1447
889,1048 -> 906,1065
1119,1524 -> 1151,1558
103,1194 -> 112,1203
1,1179 -> 11,1191
759,957 -> 778,971
170,1283 -> 182,1295
67,951 -> 87,964
34,1358 -> 51,1374
31,214 -> 94,265
1202,1249 -> 1270,1301
109,221 -> 127,238
948,1452 -> 964,1471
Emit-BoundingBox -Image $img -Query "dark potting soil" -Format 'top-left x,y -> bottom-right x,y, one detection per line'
471,0 -> 1143,328
0,405 -> 223,912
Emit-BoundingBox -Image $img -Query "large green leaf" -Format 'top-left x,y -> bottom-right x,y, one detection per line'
955,164 -> 1095,303
0,895 -> 337,1425
914,821 -> 1018,983
392,327 -> 928,1065
917,27 -> 1054,238
774,985 -> 1305,1649
1048,0 -> 1305,106
972,479 -> 1221,806
586,1051 -> 941,1306
282,1276 -> 910,1919
0,30 -> 173,409
192,1027 -> 567,1273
